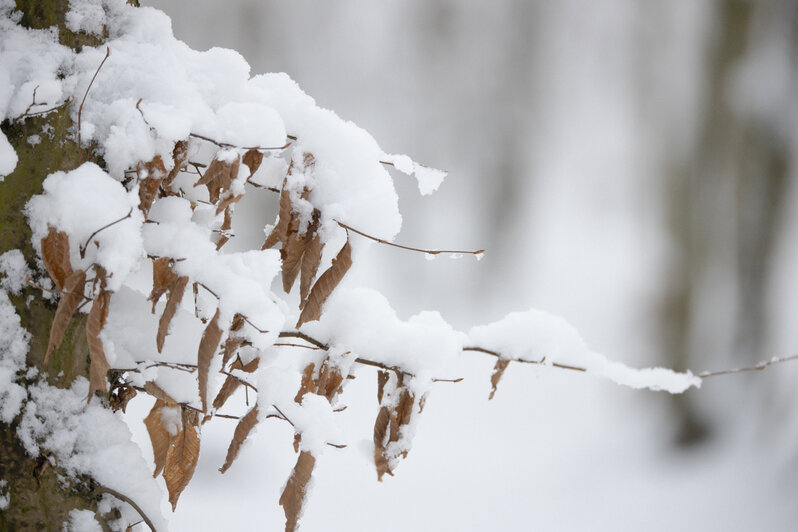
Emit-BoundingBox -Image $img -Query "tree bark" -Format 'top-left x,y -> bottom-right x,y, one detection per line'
0,2 -> 122,529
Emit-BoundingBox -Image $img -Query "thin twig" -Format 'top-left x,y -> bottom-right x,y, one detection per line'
271,404 -> 346,449
699,354 -> 798,379
188,132 -> 292,151
274,342 -> 323,350
78,47 -> 110,162
80,208 -> 133,258
462,346 -> 585,373
13,97 -> 73,121
338,221 -> 484,256
97,485 -> 157,532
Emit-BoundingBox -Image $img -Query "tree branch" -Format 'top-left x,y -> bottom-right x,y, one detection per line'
96,485 -> 157,532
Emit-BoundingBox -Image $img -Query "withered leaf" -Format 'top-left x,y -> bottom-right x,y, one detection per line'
164,409 -> 200,511
143,399 -> 173,478
109,385 -> 137,413
41,227 -> 73,291
86,269 -> 111,403
376,370 -> 390,404
373,405 -> 391,481
242,148 -> 263,177
211,357 -> 258,412
148,257 -> 177,313
316,358 -> 343,402
219,405 -> 258,473
281,232 -> 307,293
163,140 -> 188,190
221,336 -> 244,368
279,451 -> 316,532
262,178 -> 290,250
296,239 -> 352,328
294,363 -> 316,404
298,225 -> 322,308
489,358 -> 511,400
44,269 -> 86,366
137,155 -> 167,215
215,193 -> 242,216
197,308 -> 223,413
157,276 -> 188,353
215,206 -> 233,250
194,154 -> 240,204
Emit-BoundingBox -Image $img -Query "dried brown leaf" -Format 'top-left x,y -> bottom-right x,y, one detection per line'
148,257 -> 177,312
317,358 -> 343,402
157,276 -> 188,353
86,270 -> 111,402
298,226 -> 322,307
211,357 -> 258,411
281,231 -> 307,294
137,155 -> 167,215
376,370 -> 390,404
262,178 -> 290,250
44,269 -> 86,366
215,193 -> 242,216
163,140 -> 188,189
489,358 -> 511,400
294,363 -> 316,404
41,227 -> 73,291
373,405 -> 391,481
215,206 -> 234,250
164,409 -> 200,511
279,451 -> 316,532
296,239 -> 352,328
242,148 -> 263,177
194,154 -> 240,204
221,336 -> 244,368
109,385 -> 137,413
143,399 -> 172,478
219,405 -> 258,473
198,308 -> 223,413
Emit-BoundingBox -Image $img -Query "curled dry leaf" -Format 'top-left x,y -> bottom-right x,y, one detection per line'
164,408 -> 201,511
279,451 -> 316,532
489,358 -> 511,400
296,239 -> 352,328
137,154 -> 167,215
148,257 -> 177,312
44,269 -> 86,366
143,399 -> 174,478
298,221 -> 322,308
263,179 -> 291,250
86,268 -> 111,402
157,276 -> 188,353
194,153 -> 240,204
163,140 -> 188,190
197,308 -> 223,412
211,356 -> 258,412
41,227 -> 73,291
294,363 -> 316,404
376,370 -> 390,404
316,358 -> 343,402
219,405 -> 259,473
373,374 -> 417,481
242,148 -> 263,177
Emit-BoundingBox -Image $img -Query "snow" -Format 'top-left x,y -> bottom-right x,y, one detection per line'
63,509 -> 102,532
0,249 -> 30,295
469,309 -> 701,393
0,290 -> 29,423
0,479 -> 8,510
17,378 -> 167,531
26,163 -> 145,292
302,287 -> 466,383
0,132 -> 16,178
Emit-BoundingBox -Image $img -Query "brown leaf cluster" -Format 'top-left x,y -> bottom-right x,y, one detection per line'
195,153 -> 241,204
261,154 -> 352,327
373,372 -> 418,481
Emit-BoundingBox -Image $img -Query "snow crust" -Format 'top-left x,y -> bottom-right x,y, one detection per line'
469,309 -> 702,393
0,290 -> 29,423
63,509 -> 103,532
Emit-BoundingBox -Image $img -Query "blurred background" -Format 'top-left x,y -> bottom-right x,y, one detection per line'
135,1 -> 798,530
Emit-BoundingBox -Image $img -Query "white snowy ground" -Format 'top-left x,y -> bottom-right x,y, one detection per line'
127,1 -> 798,530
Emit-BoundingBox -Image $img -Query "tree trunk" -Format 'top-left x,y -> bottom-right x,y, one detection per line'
0,2 -> 131,529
